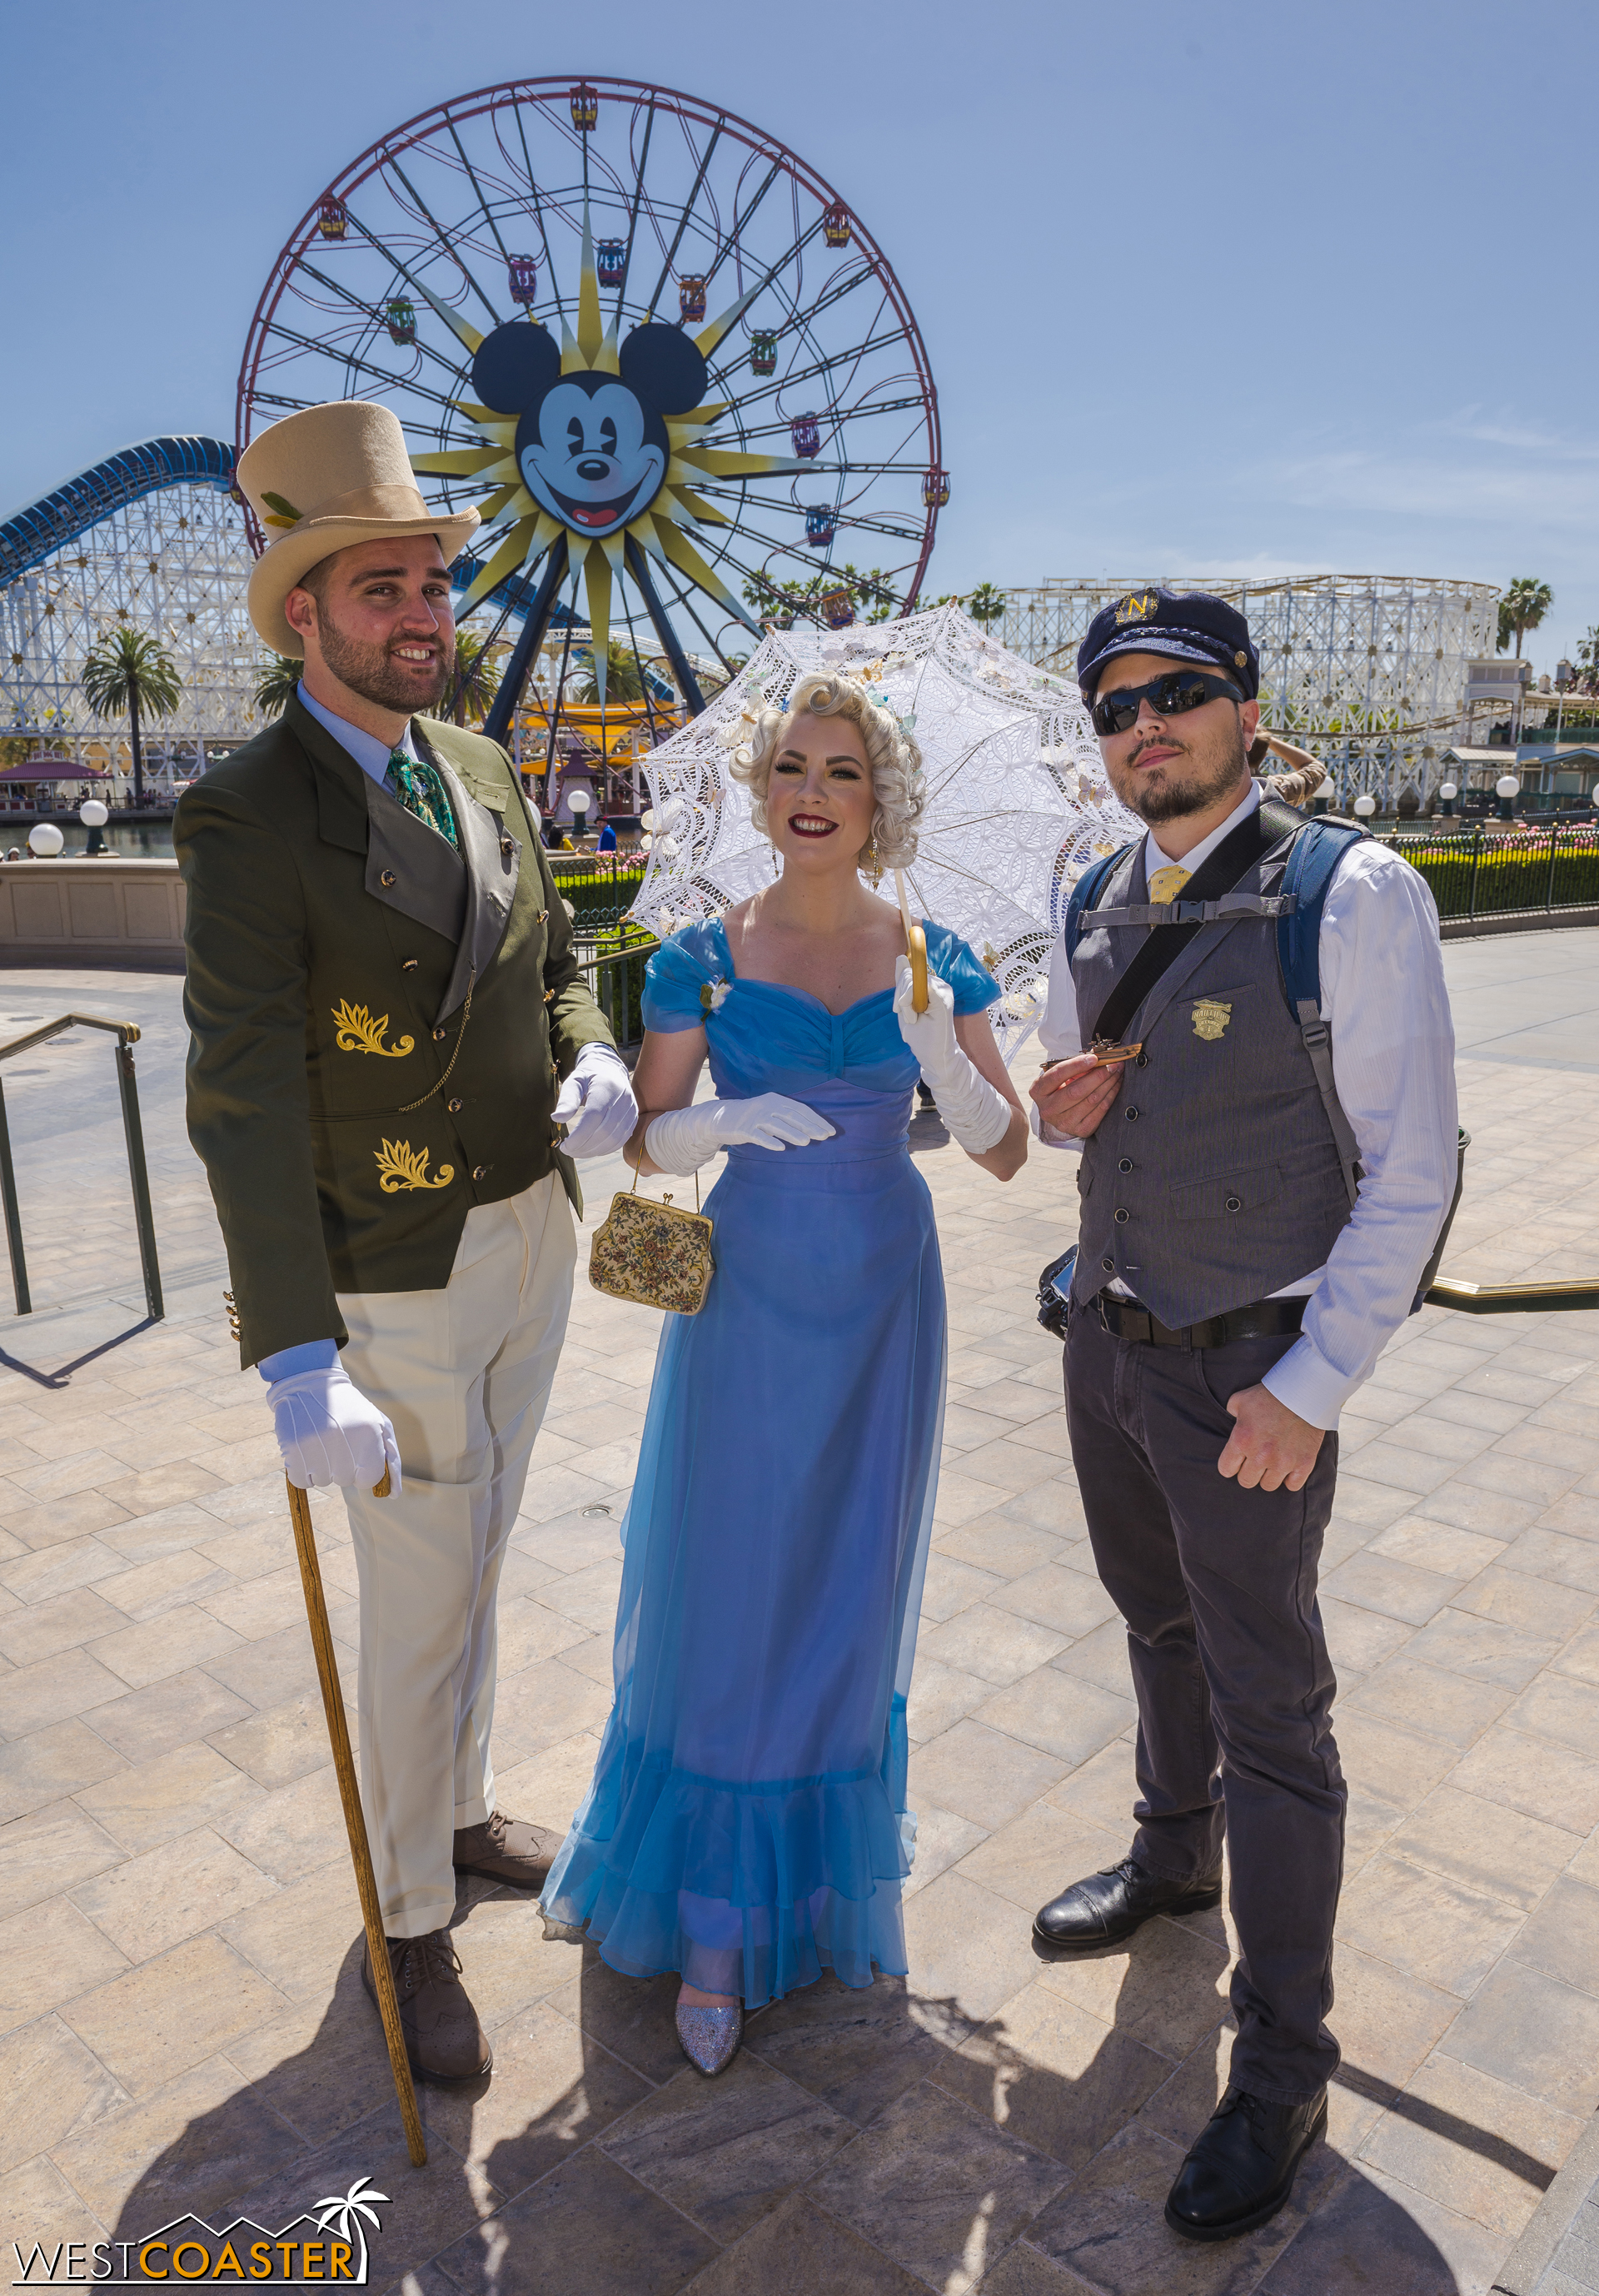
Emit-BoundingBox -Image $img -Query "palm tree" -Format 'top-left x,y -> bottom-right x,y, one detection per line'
313,2179 -> 389,2280
448,630 -> 504,725
1497,576 -> 1553,660
1577,625 -> 1599,697
574,640 -> 645,705
82,625 -> 181,807
253,652 -> 301,720
966,582 -> 1007,629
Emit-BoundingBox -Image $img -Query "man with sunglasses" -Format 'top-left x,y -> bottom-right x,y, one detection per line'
1028,589 -> 1457,2242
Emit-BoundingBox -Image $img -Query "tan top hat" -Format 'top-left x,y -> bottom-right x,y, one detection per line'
238,401 -> 480,657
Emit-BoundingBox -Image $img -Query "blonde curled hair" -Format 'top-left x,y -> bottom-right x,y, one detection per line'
729,671 -> 926,869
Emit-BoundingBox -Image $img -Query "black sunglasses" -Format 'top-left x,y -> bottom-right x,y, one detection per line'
1090,668 -> 1244,739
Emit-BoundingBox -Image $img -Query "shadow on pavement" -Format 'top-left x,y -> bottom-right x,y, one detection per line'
104,1882 -> 1486,2294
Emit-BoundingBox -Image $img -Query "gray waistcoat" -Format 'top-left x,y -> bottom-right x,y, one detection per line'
1069,833 -> 1352,1325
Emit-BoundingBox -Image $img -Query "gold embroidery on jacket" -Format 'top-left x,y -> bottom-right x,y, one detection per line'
375,1138 -> 454,1192
1192,999 -> 1233,1042
333,1000 -> 415,1058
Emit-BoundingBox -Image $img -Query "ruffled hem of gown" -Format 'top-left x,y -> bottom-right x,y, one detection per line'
542,1701 -> 916,2007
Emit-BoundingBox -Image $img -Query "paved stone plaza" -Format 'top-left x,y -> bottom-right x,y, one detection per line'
2,931 -> 1599,2294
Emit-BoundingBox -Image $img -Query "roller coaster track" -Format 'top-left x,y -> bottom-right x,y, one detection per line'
0,437 -> 237,590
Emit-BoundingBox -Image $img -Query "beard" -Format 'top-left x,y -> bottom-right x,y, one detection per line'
316,615 -> 449,715
1108,715 -> 1250,824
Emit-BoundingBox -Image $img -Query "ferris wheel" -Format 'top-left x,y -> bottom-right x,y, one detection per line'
236,75 -> 945,733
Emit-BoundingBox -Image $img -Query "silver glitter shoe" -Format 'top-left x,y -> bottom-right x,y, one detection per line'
675,2000 -> 743,2076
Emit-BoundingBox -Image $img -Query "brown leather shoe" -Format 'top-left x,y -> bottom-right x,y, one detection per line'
453,1810 -> 562,1890
361,1930 -> 491,2085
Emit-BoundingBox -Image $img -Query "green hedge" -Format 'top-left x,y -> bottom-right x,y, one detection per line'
1389,834 -> 1599,919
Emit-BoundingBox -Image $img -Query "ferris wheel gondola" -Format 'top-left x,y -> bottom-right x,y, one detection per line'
237,76 -> 944,736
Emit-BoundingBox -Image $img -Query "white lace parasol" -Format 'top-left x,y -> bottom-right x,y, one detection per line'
627,604 -> 1140,1060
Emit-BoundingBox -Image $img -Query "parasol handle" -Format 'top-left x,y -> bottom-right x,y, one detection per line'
894,870 -> 929,1015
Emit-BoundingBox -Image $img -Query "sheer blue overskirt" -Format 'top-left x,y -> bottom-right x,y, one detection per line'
542,919 -> 995,2008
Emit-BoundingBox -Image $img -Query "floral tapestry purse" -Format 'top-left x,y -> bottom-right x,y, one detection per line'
589,1162 -> 715,1317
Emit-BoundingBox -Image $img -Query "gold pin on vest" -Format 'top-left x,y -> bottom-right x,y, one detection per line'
1192,998 -> 1233,1042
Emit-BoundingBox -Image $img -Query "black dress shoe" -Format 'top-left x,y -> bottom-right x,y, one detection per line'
1033,1855 -> 1223,1950
1165,2084 -> 1328,2241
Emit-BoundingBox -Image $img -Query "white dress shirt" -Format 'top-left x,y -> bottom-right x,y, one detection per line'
1035,784 -> 1459,1430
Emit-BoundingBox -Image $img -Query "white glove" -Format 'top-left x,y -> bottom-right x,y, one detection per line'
267,1366 -> 402,1493
645,1093 -> 836,1175
553,1043 -> 639,1158
893,958 -> 1013,1155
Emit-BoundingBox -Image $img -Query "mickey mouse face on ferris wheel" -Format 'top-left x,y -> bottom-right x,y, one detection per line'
471,322 -> 710,542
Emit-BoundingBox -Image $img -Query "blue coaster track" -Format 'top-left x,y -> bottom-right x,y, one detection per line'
0,436 -> 237,588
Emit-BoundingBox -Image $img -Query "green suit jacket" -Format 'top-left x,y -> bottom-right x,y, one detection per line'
177,696 -> 615,1367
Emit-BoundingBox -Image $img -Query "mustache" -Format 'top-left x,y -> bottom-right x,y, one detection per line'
1128,732 -> 1188,768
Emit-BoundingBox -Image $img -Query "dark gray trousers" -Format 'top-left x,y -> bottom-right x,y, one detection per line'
1064,1302 -> 1346,2102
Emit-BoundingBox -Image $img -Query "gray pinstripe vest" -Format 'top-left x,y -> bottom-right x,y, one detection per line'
1069,834 -> 1352,1325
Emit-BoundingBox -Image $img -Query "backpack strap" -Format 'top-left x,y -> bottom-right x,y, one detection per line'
1064,846 -> 1133,964
1274,818 -> 1368,1208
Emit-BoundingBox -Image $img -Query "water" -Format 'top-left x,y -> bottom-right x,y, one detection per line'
0,823 -> 176,859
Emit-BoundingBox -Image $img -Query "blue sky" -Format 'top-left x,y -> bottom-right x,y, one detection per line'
4,0 -> 1596,670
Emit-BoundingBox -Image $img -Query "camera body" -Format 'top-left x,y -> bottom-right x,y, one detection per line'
1036,1244 -> 1077,1340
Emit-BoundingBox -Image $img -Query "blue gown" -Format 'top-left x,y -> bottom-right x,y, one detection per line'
541,915 -> 1000,2007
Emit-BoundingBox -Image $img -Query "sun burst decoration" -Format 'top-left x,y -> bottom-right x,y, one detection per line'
409,206 -> 805,700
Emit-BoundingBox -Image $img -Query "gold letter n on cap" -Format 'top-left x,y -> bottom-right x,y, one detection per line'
1113,590 -> 1158,625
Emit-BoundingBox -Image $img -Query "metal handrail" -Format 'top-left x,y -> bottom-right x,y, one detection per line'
0,1014 -> 162,1322
572,933 -> 660,1053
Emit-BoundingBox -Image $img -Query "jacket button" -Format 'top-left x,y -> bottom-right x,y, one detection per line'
448,1098 -> 463,1113
432,1027 -> 446,1041
472,1164 -> 491,1180
1118,1158 -> 1133,1173
1102,1256 -> 1115,1272
1226,1195 -> 1243,1213
401,958 -> 418,973
381,870 -> 396,888
501,834 -> 514,856
1114,1208 -> 1130,1224
1136,1053 -> 1148,1067
1124,1107 -> 1138,1121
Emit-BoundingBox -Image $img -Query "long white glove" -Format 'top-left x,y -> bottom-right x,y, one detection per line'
645,1093 -> 836,1175
553,1043 -> 640,1158
893,958 -> 1014,1154
267,1366 -> 403,1493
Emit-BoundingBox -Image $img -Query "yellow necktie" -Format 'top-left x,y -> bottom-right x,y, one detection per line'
1148,864 -> 1191,906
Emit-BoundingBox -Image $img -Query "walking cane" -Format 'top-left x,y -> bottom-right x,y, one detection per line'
286,1467 -> 427,2168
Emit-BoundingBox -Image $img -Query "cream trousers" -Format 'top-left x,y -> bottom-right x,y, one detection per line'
336,1174 -> 577,1937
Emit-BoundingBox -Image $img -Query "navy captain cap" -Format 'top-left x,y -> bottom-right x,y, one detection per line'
1077,586 -> 1260,703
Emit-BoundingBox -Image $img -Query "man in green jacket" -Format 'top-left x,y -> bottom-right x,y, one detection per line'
178,401 -> 637,2085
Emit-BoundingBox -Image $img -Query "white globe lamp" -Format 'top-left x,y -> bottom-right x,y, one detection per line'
1352,793 -> 1377,821
568,788 -> 591,839
27,822 -> 64,857
1496,773 -> 1519,822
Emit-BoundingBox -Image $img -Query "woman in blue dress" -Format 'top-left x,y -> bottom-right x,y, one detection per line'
541,671 -> 1029,2072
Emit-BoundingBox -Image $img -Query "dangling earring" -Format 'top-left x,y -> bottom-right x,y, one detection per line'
864,837 -> 884,889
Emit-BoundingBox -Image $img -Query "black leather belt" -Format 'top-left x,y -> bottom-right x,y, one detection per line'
1095,1289 -> 1307,1350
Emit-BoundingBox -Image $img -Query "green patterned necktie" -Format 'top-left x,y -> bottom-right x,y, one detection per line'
385,745 -> 459,850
